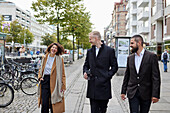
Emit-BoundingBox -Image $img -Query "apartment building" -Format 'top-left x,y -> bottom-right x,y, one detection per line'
0,1 -> 56,52
104,0 -> 128,48
126,0 -> 151,44
150,0 -> 170,59
112,0 -> 128,36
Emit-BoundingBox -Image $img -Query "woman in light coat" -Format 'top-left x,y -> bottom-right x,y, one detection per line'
38,43 -> 66,113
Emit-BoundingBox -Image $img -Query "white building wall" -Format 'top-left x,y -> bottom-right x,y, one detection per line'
126,0 -> 151,43
0,1 -> 56,51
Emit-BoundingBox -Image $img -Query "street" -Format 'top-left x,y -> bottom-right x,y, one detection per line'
0,58 -> 170,113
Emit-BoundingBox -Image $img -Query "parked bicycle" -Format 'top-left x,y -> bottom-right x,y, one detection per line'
1,59 -> 38,95
0,80 -> 14,108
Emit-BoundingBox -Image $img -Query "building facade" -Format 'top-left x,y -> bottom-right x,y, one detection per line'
150,0 -> 170,59
104,0 -> 128,48
0,1 -> 56,53
113,0 -> 128,37
126,0 -> 151,44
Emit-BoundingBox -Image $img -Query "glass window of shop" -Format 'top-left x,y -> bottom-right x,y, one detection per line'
0,36 -> 5,64
164,43 -> 170,54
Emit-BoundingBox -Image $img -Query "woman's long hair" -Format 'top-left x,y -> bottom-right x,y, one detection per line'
45,43 -> 64,55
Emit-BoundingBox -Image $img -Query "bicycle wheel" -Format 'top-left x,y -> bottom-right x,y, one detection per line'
1,72 -> 12,81
0,83 -> 14,108
0,64 -> 11,75
20,77 -> 38,95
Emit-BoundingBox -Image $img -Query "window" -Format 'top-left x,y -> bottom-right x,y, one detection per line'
123,5 -> 126,11
166,0 -> 170,7
117,14 -> 120,21
132,26 -> 137,33
132,14 -> 137,21
133,3 -> 137,9
117,23 -> 120,30
118,6 -> 120,11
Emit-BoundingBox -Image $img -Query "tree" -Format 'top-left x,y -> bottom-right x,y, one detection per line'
19,28 -> 34,45
41,33 -> 57,46
5,20 -> 23,43
0,15 -> 3,32
60,3 -> 92,60
60,37 -> 73,50
31,0 -> 81,43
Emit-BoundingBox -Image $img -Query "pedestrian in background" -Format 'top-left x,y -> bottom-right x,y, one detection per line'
161,49 -> 169,72
121,35 -> 161,113
83,31 -> 118,113
30,48 -> 34,57
19,45 -> 25,56
38,43 -> 66,113
36,49 -> 40,55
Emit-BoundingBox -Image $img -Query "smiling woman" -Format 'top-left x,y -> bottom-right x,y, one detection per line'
37,42 -> 66,113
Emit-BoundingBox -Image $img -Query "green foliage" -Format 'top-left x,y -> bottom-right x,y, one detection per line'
165,40 -> 170,44
60,37 -> 73,50
5,20 -> 22,43
0,15 -> 4,32
2,20 -> 34,45
41,33 -> 57,46
19,28 -> 34,45
32,0 -> 92,49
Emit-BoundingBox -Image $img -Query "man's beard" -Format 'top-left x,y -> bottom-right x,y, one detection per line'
131,45 -> 139,53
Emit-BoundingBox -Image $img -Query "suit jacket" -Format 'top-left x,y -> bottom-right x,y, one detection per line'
83,43 -> 118,100
121,50 -> 161,100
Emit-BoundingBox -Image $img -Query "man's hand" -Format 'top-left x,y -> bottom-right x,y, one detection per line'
152,97 -> 159,103
121,94 -> 126,100
84,72 -> 88,80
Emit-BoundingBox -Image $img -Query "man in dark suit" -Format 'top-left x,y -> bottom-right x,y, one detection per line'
121,35 -> 161,113
83,31 -> 118,113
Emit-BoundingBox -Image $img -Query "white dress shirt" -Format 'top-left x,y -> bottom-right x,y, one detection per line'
96,47 -> 99,57
135,49 -> 145,74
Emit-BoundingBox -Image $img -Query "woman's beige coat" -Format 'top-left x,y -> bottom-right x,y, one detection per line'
38,54 -> 66,113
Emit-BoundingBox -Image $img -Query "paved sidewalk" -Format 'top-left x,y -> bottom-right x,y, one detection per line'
112,61 -> 170,113
1,59 -> 169,113
32,58 -> 125,113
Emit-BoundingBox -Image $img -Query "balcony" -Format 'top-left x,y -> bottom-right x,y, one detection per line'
126,3 -> 129,10
131,9 -> 137,14
126,23 -> 130,30
131,20 -> 137,26
138,27 -> 149,34
138,0 -> 149,7
131,0 -> 137,3
138,11 -> 149,21
126,13 -> 129,20
151,9 -> 163,22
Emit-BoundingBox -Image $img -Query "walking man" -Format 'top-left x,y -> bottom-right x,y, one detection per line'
83,31 -> 118,113
161,49 -> 169,72
121,35 -> 161,113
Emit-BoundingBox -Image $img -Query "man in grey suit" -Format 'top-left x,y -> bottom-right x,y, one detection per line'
121,35 -> 161,113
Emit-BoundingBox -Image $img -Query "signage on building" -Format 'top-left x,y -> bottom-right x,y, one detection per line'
1,15 -> 12,31
2,15 -> 12,21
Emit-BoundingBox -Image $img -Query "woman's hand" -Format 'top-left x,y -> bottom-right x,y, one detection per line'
61,89 -> 65,94
39,78 -> 44,81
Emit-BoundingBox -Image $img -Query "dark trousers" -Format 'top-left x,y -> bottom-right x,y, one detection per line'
128,91 -> 151,113
41,75 -> 53,113
90,98 -> 109,113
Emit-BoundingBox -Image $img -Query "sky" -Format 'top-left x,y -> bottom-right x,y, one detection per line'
8,0 -> 120,37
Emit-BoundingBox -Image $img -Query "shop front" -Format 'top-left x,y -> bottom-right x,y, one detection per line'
0,32 -> 7,64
